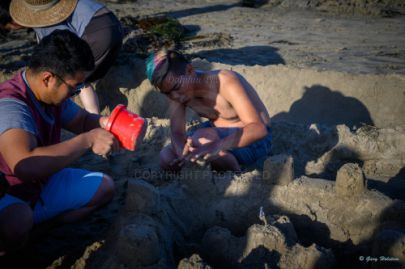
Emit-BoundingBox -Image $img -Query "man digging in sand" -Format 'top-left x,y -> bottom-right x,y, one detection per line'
146,49 -> 272,172
0,30 -> 117,256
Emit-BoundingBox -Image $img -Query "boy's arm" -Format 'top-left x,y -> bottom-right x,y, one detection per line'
168,99 -> 187,157
218,70 -> 267,151
185,71 -> 267,162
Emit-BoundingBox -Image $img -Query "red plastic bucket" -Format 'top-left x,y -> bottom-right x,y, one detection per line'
105,105 -> 146,151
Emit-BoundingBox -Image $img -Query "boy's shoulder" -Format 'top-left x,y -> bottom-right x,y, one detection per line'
217,69 -> 237,78
217,69 -> 241,86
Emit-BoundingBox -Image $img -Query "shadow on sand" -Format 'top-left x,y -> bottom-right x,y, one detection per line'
193,45 -> 285,66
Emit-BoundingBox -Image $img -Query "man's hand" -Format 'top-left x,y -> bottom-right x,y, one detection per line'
99,116 -> 109,129
86,128 -> 119,158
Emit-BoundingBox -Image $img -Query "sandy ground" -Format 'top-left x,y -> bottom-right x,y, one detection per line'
0,0 -> 405,268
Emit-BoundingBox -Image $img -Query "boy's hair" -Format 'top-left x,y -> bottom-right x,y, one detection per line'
28,30 -> 94,78
145,49 -> 190,88
0,0 -> 12,26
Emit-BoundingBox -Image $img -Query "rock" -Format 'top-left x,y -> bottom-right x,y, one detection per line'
263,154 -> 294,185
335,163 -> 366,196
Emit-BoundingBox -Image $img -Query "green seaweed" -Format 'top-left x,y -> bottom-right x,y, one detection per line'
148,17 -> 185,42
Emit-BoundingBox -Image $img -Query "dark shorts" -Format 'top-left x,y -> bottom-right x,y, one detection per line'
187,121 -> 272,166
82,11 -> 123,83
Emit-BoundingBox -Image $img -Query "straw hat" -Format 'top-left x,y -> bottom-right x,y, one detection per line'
9,0 -> 78,28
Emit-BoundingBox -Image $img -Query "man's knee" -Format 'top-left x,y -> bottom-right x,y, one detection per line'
101,174 -> 115,203
0,203 -> 33,251
88,174 -> 115,208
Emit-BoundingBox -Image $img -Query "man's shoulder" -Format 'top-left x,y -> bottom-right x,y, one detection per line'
0,98 -> 36,137
0,72 -> 26,100
0,98 -> 31,119
0,72 -> 24,87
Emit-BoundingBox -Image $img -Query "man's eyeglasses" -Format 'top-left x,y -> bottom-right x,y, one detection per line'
52,72 -> 85,97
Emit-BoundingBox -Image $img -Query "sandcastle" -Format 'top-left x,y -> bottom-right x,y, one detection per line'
84,117 -> 405,269
75,45 -> 405,269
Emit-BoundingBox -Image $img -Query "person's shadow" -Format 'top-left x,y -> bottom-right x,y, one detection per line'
271,85 -> 374,179
368,166 -> 405,201
272,85 -> 374,128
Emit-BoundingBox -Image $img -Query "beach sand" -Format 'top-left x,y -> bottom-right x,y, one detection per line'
0,1 -> 404,268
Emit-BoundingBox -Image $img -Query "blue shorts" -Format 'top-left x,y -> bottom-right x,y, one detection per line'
187,121 -> 272,166
0,168 -> 103,224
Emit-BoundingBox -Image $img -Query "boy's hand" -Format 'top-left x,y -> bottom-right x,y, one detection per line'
181,137 -> 193,156
170,137 -> 193,167
185,140 -> 223,163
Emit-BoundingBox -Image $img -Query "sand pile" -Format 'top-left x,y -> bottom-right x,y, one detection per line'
75,118 -> 404,269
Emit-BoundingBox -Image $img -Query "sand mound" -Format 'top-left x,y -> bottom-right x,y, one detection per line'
91,57 -> 405,129
76,117 -> 405,268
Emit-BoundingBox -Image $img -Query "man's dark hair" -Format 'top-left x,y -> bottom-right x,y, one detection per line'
28,30 -> 94,78
0,0 -> 12,26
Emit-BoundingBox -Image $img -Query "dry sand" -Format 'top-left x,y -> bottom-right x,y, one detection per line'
0,0 -> 404,268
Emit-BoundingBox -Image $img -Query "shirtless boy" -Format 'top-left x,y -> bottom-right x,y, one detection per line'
146,49 -> 272,171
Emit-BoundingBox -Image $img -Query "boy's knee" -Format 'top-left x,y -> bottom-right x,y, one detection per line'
191,128 -> 219,146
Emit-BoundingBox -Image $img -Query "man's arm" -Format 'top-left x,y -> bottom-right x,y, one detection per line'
0,128 -> 89,181
63,107 -> 108,134
0,127 -> 115,182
